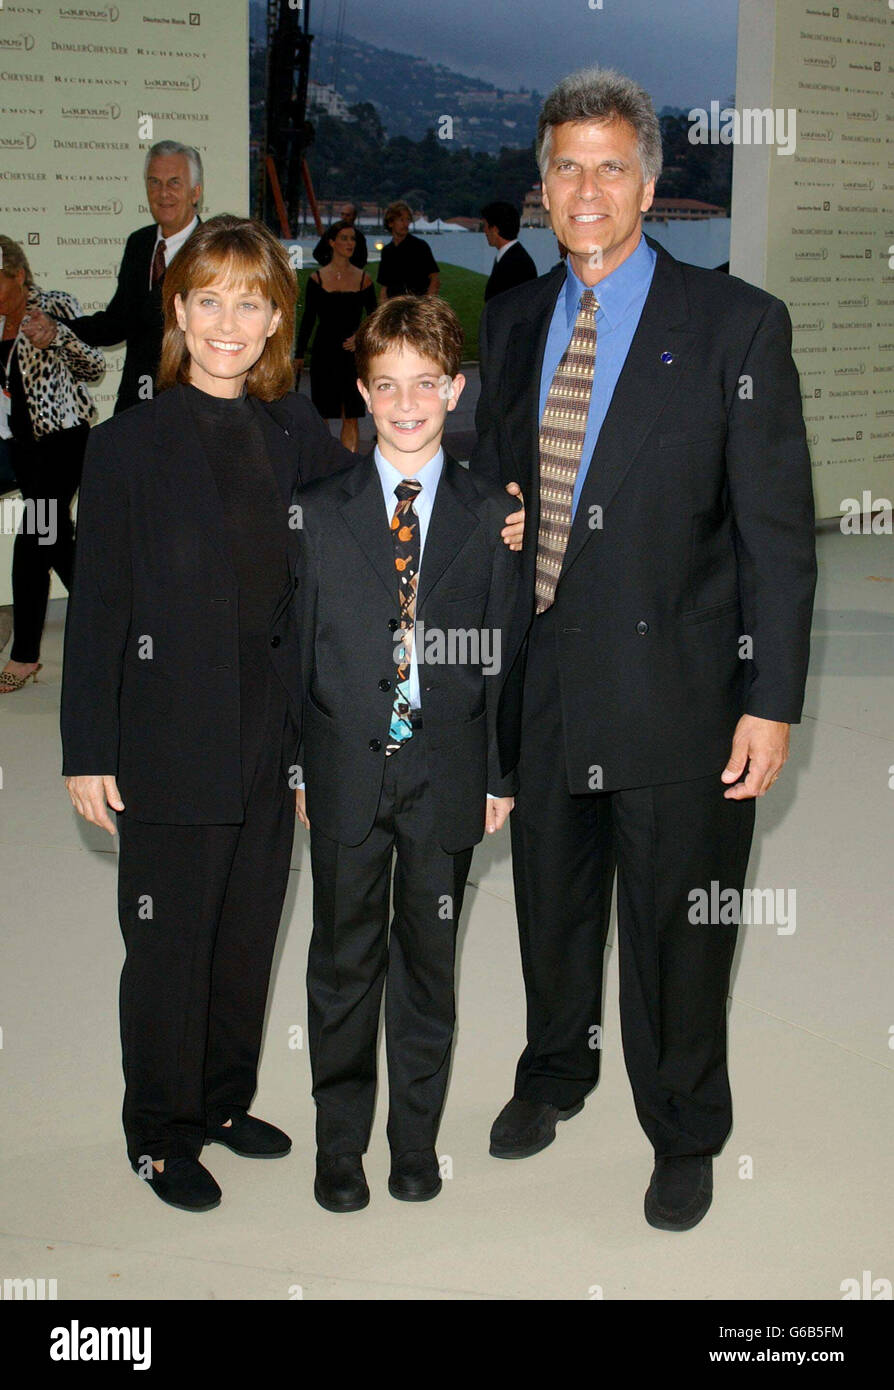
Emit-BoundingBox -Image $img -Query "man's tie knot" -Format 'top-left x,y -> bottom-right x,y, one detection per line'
395,479 -> 422,503
580,288 -> 598,316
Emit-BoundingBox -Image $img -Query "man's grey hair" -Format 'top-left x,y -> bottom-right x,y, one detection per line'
144,140 -> 204,192
536,67 -> 663,185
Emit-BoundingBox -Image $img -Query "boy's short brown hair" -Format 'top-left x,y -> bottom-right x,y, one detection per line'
354,294 -> 464,385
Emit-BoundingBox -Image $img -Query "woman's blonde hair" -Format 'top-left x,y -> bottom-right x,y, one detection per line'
157,213 -> 297,400
0,236 -> 34,290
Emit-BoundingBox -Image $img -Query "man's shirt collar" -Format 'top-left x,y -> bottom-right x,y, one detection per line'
562,233 -> 655,332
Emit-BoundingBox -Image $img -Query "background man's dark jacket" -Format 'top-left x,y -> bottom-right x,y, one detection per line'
68,220 -> 201,413
60,384 -> 353,822
484,240 -> 538,302
295,452 -> 520,852
471,236 -> 817,793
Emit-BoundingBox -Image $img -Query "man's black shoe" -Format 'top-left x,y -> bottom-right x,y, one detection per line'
140,1157 -> 221,1212
644,1155 -> 713,1231
489,1096 -> 584,1159
205,1108 -> 291,1157
314,1152 -> 369,1213
388,1149 -> 442,1202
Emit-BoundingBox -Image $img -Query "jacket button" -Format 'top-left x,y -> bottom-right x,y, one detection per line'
369,738 -> 382,752
387,618 -> 399,632
294,577 -> 299,589
635,620 -> 649,635
270,634 -> 281,648
378,678 -> 391,691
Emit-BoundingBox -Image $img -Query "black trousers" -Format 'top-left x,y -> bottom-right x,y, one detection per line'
9,423 -> 88,663
307,730 -> 474,1155
510,606 -> 756,1157
115,678 -> 294,1167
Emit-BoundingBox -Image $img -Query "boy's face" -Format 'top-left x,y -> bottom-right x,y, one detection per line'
359,347 -> 465,474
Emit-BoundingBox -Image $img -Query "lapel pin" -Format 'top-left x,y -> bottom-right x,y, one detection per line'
660,351 -> 675,365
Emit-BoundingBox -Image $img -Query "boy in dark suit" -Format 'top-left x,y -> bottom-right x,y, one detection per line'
294,296 -> 520,1211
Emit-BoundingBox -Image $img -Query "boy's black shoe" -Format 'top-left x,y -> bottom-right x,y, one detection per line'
314,1152 -> 369,1213
388,1149 -> 442,1202
644,1156 -> 713,1231
140,1157 -> 222,1212
205,1108 -> 291,1157
489,1097 -> 584,1159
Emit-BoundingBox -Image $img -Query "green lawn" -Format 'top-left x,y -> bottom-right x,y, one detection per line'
294,261 -> 487,365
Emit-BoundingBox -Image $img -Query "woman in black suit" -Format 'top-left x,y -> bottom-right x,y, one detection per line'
61,214 -> 353,1212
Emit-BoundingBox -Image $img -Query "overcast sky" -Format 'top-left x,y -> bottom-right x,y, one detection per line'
319,0 -> 739,110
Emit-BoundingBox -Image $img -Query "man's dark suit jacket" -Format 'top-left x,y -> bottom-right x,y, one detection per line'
295,452 -> 520,852
484,240 -> 538,302
471,235 -> 817,794
312,227 -> 368,270
60,383 -> 354,823
68,219 -> 201,413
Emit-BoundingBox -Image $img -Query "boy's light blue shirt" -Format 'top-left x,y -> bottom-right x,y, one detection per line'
538,235 -> 656,519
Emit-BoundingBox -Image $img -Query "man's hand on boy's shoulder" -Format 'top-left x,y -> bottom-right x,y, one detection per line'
485,795 -> 514,834
501,481 -> 525,552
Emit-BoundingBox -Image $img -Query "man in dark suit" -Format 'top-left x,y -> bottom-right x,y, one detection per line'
481,201 -> 538,302
312,201 -> 368,269
68,140 -> 203,412
294,295 -> 519,1214
470,67 -> 816,1230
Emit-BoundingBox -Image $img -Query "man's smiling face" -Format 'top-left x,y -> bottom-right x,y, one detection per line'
542,116 -> 654,283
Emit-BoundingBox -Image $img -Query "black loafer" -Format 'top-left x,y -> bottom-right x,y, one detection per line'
141,1156 -> 221,1212
644,1155 -> 713,1231
489,1096 -> 584,1159
205,1108 -> 291,1157
388,1149 -> 442,1202
314,1152 -> 369,1213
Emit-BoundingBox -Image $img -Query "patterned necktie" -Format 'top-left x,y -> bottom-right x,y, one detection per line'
151,238 -> 167,287
385,477 -> 423,755
534,288 -> 598,614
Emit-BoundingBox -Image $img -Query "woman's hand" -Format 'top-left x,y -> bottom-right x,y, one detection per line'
501,481 -> 525,551
295,787 -> 310,829
20,308 -> 58,349
65,774 -> 124,835
485,796 -> 514,833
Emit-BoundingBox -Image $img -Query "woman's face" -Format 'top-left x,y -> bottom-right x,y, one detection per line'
331,228 -> 356,257
174,278 -> 281,396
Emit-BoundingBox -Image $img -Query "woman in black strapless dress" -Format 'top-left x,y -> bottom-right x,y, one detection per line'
295,220 -> 377,452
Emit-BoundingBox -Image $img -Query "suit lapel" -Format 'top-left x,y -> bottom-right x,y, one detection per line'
502,265 -> 565,520
416,455 -> 480,609
560,239 -> 695,581
338,455 -> 402,606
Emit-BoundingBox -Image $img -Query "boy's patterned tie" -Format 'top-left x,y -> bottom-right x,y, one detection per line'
534,288 -> 598,614
385,477 -> 423,755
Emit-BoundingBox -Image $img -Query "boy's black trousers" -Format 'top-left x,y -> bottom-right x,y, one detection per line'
307,729 -> 474,1155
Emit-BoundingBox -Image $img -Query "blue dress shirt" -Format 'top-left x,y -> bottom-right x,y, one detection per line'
538,235 -> 656,519
374,444 -> 444,710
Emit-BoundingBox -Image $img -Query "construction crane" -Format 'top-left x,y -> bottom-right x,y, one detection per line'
258,0 -> 323,237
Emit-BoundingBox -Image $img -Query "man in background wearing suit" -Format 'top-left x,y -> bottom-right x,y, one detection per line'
471,67 -> 816,1231
68,140 -> 203,412
481,202 -> 538,302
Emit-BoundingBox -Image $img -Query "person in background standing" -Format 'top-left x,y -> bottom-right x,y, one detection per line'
0,236 -> 104,693
295,221 -> 377,453
377,202 -> 440,304
67,141 -> 203,413
481,202 -> 538,302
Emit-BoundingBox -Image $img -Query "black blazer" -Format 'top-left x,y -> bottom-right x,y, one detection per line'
69,220 -> 201,414
471,236 -> 817,794
484,240 -> 538,302
295,452 -> 520,852
60,383 -> 354,823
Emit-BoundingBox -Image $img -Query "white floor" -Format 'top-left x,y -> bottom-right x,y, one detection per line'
0,526 -> 891,1301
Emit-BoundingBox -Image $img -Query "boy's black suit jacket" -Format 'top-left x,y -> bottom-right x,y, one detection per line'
69,220 -> 201,414
471,235 -> 817,793
295,451 -> 520,852
60,383 -> 354,823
